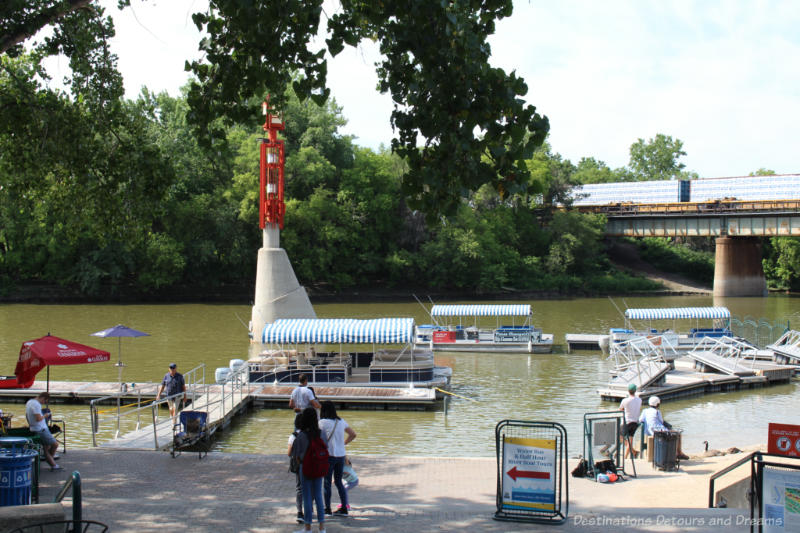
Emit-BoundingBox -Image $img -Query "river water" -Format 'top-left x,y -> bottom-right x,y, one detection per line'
1,295 -> 798,456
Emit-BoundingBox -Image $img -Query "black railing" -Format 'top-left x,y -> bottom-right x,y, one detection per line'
708,452 -> 756,508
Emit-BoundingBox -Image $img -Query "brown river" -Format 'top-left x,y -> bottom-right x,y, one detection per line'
1,295 -> 798,456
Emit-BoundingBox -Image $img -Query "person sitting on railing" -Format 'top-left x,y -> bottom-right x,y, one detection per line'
639,396 -> 689,460
26,392 -> 62,471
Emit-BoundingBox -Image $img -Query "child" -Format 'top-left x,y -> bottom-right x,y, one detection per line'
337,456 -> 358,512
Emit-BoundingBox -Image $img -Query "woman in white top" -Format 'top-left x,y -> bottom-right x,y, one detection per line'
319,400 -> 356,516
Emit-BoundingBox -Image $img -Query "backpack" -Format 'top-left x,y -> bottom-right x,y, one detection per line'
571,458 -> 589,478
302,435 -> 330,479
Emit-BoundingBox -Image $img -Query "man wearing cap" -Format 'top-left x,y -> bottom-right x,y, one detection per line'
157,363 -> 187,421
619,384 -> 642,459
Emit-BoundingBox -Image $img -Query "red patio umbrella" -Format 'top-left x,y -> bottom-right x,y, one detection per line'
14,334 -> 111,391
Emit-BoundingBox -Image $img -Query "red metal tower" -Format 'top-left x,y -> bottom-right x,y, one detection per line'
259,97 -> 285,229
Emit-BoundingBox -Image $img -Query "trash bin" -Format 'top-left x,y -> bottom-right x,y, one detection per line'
0,437 -> 40,504
653,430 -> 680,471
0,447 -> 38,506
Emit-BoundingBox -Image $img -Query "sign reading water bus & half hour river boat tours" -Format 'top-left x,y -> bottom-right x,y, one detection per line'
501,437 -> 556,511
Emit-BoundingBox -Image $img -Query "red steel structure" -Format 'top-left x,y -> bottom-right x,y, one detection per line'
259,98 -> 285,229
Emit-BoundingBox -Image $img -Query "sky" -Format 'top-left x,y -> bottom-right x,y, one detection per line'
61,0 -> 800,179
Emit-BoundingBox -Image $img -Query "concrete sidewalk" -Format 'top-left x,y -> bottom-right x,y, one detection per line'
25,449 -> 753,533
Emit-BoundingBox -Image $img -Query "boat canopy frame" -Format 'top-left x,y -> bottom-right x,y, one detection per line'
623,307 -> 731,332
428,304 -> 532,329
260,317 -> 420,363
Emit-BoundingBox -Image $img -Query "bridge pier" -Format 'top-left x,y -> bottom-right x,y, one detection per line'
713,236 -> 767,297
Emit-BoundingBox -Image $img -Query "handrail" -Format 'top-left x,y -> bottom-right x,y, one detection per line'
89,364 -> 206,447
55,471 -> 82,525
708,451 -> 757,507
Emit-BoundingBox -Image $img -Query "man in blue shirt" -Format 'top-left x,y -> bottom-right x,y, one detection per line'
639,396 -> 689,460
157,363 -> 186,421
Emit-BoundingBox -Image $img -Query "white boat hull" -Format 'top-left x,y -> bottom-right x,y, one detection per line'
415,335 -> 554,354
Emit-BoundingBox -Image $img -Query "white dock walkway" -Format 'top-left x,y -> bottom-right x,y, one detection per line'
100,384 -> 256,450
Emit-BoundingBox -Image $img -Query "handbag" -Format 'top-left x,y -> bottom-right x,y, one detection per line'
289,456 -> 300,474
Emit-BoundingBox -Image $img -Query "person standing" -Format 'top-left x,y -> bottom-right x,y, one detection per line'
157,363 -> 186,421
619,383 -> 642,459
291,407 -> 327,533
289,374 -> 321,414
26,392 -> 61,471
319,400 -> 357,516
287,415 -> 304,524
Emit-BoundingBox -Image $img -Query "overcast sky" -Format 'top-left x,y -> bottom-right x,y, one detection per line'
76,0 -> 800,179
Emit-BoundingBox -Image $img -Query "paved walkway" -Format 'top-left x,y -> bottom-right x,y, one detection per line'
30,449 -> 754,533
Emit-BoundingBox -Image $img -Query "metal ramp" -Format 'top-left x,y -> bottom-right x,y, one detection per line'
92,364 -> 253,450
767,330 -> 800,365
686,337 -> 756,376
607,336 -> 672,390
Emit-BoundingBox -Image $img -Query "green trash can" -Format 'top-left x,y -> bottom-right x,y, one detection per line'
0,447 -> 38,506
653,430 -> 680,471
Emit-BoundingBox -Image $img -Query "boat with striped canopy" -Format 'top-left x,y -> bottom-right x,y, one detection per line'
249,317 -> 451,388
609,306 -> 735,352
414,304 -> 553,353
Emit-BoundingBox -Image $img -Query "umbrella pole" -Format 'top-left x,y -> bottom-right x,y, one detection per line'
117,337 -> 123,392
47,366 -> 50,394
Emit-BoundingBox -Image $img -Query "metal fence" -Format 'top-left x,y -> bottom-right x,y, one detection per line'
730,315 -> 790,348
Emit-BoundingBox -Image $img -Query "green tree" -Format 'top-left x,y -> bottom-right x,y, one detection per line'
572,157 -> 624,184
763,237 -> 800,291
749,168 -> 776,176
628,133 -> 693,181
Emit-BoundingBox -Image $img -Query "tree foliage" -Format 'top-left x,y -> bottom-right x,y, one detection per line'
186,0 -> 549,218
627,133 -> 695,181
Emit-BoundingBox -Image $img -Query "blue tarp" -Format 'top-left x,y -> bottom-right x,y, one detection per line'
261,318 -> 414,344
430,304 -> 531,317
625,307 -> 731,320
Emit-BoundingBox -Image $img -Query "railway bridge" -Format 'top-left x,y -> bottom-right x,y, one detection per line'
570,175 -> 800,297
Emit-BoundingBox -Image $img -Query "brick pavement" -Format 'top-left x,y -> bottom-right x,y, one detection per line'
23,449 -> 751,533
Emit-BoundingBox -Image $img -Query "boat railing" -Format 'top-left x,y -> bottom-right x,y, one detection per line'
89,364 -> 208,446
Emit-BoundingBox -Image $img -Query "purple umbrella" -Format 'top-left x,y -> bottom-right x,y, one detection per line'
90,324 -> 150,390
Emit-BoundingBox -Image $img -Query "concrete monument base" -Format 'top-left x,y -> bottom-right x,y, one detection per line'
249,227 -> 315,343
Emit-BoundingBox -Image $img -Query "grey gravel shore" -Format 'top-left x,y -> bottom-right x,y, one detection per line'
27,449 -> 755,533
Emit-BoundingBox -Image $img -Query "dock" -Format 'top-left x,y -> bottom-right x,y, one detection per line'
252,383 -> 437,410
599,357 -> 794,402
565,333 -> 608,352
0,380 -> 439,409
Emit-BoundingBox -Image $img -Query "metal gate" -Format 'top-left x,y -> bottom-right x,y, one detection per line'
583,410 -> 635,478
494,420 -> 568,524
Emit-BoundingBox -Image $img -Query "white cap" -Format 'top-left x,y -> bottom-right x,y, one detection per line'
648,396 -> 660,407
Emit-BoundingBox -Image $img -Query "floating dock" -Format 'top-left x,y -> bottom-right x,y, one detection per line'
0,379 -> 440,410
565,333 -> 609,352
598,357 -> 794,402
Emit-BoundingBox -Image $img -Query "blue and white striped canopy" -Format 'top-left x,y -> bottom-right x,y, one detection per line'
261,318 -> 414,344
625,307 -> 731,320
430,304 -> 531,317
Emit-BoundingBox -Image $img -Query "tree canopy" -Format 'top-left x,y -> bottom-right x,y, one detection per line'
2,0 -> 549,218
186,0 -> 549,217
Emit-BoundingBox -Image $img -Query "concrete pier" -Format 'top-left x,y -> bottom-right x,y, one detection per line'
249,226 -> 315,343
712,236 -> 767,297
